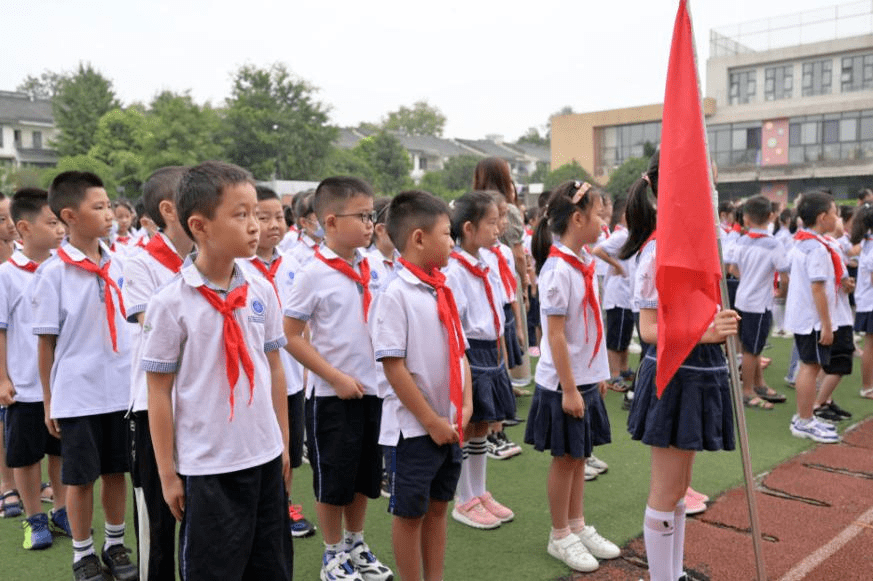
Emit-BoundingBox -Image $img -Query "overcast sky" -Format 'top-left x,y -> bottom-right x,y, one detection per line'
5,0 -> 868,140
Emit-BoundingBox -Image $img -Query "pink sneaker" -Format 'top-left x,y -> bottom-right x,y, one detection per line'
529,346 -> 540,357
685,487 -> 710,503
451,497 -> 501,529
479,491 -> 514,523
683,491 -> 707,515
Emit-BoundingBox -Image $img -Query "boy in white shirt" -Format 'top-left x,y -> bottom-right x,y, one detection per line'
0,188 -> 68,550
142,161 -> 293,580
370,190 -> 473,581
33,171 -> 136,581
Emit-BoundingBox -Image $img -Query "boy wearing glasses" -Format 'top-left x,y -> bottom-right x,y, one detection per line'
284,177 -> 392,581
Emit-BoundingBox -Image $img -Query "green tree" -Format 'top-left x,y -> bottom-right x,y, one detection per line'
441,155 -> 480,191
16,70 -> 64,100
223,63 -> 336,180
88,106 -> 149,194
382,101 -> 446,136
52,63 -> 120,157
517,127 -> 549,147
41,155 -> 119,195
319,147 -> 377,185
606,156 -> 649,198
530,161 -> 549,184
353,132 -> 412,194
419,171 -> 457,201
543,160 -> 595,190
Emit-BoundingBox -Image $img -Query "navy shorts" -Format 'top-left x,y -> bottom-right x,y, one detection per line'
524,384 -> 611,459
57,411 -> 129,485
606,307 -> 635,352
854,311 -> 873,334
385,436 -> 462,518
822,325 -> 854,376
795,331 -> 832,367
4,401 -> 61,467
287,391 -> 305,469
737,309 -> 772,355
306,394 -> 383,505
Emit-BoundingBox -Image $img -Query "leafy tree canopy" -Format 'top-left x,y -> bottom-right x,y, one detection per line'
543,160 -> 595,190
16,70 -> 64,100
52,63 -> 120,157
382,100 -> 446,137
606,156 -> 649,198
352,132 -> 412,194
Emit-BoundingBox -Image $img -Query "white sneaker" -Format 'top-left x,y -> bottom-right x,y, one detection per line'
576,526 -> 620,560
790,417 -> 839,443
586,455 -> 608,474
584,464 -> 599,481
348,542 -> 393,581
321,551 -> 364,581
547,533 -> 599,572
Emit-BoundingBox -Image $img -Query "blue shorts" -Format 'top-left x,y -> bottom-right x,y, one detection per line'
606,307 -> 635,352
737,309 -> 772,355
795,331 -> 832,367
855,311 -> 873,334
385,436 -> 462,518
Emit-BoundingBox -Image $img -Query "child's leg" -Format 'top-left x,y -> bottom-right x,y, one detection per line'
618,349 -> 630,374
0,418 -> 17,497
12,461 -> 42,516
672,458 -> 694,579
815,373 -> 842,407
101,473 -> 127,526
795,362 -> 821,419
547,455 -> 578,532
421,500 -> 449,581
740,350 -> 758,396
315,501 -> 346,546
392,515 -> 423,581
863,334 -> 873,390
607,350 -> 620,379
68,482 -> 95,542
456,421 -> 488,504
342,492 -> 368,538
47,454 -> 66,511
644,446 -> 695,581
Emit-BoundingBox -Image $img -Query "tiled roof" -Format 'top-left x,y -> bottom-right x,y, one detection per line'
0,91 -> 53,125
456,138 -> 528,161
17,148 -> 58,164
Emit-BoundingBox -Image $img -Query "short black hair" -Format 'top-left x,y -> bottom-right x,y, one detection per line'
114,197 -> 134,214
293,191 -> 314,220
451,191 -> 496,241
143,166 -> 187,230
797,191 -> 834,227
11,188 -> 49,224
387,190 -> 450,252
313,176 -> 374,222
742,195 -> 772,226
48,171 -> 104,225
256,185 -> 280,203
718,200 -> 735,217
176,161 -> 254,240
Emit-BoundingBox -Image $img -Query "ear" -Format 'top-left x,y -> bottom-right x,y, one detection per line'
15,220 -> 30,237
375,223 -> 388,236
158,199 -> 177,224
323,214 -> 336,231
60,207 -> 76,225
410,227 -> 424,250
188,212 -> 207,241
462,220 -> 474,239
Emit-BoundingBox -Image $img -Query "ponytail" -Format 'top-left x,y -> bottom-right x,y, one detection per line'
850,202 -> 873,245
618,150 -> 659,260
532,180 -> 601,274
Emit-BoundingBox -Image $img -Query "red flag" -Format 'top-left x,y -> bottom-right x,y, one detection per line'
655,0 -> 722,396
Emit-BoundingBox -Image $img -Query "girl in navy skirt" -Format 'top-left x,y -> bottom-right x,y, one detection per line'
524,181 -> 620,573
850,203 -> 873,399
444,192 -> 516,529
623,154 -> 739,581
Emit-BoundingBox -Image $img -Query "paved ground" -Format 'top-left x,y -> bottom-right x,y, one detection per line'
556,417 -> 873,580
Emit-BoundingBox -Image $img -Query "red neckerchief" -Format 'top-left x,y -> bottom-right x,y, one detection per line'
135,236 -> 148,249
8,257 -> 38,273
196,283 -> 255,421
57,247 -> 126,352
487,246 -> 516,301
315,248 -> 372,321
746,232 -> 768,239
795,230 -> 844,291
450,251 -> 501,337
116,235 -> 130,245
548,245 -> 603,366
601,224 -> 610,239
250,255 -> 282,301
144,234 -> 183,274
398,257 -> 465,442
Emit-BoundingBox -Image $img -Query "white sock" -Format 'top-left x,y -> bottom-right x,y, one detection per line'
343,530 -> 363,552
72,536 -> 95,564
550,526 -> 571,540
324,541 -> 342,560
673,500 -> 687,579
103,522 -> 125,550
643,506 -> 675,581
456,442 -> 475,504
466,436 -> 488,498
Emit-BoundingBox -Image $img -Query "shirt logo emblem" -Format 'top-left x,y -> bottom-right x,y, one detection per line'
252,300 -> 265,315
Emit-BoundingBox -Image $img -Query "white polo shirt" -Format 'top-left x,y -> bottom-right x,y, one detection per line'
444,248 -> 506,341
238,249 -> 305,396
595,226 -> 632,311
784,230 -> 839,334
31,241 -> 131,419
825,236 -> 853,328
534,243 -> 609,390
855,237 -> 873,313
364,246 -> 401,296
370,267 -> 468,446
283,245 -> 380,398
0,252 -> 43,402
122,232 -> 185,412
726,229 -> 790,314
140,258 -> 286,476
481,243 -> 517,305
287,234 -> 318,266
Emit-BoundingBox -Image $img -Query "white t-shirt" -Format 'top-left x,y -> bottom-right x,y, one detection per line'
534,243 -> 609,390
784,230 -> 839,334
0,252 -> 43,402
595,226 -> 632,310
370,267 -> 468,446
855,237 -> 873,313
725,229 -> 790,313
444,248 -> 506,341
826,236 -> 853,328
283,246 -> 381,398
140,258 -> 286,476
31,242 -> 131,418
364,247 -> 401,296
287,234 -> 319,266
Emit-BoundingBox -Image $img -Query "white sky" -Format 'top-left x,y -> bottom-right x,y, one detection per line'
4,0 -> 862,141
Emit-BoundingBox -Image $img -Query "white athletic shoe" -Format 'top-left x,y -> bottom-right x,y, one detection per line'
576,526 -> 620,560
586,455 -> 608,474
348,542 -> 394,581
547,533 -> 599,572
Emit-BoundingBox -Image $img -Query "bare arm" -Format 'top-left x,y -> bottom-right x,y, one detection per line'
591,246 -> 625,276
147,371 -> 184,521
267,349 -> 291,490
640,307 -> 738,345
811,281 -> 833,346
0,330 -> 14,405
37,335 -> 59,437
383,357 -> 458,445
546,314 -> 584,418
284,316 -> 364,399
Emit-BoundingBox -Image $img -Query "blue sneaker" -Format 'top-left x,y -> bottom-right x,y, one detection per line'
50,506 -> 72,536
22,512 -> 53,550
790,417 -> 839,443
321,550 -> 363,581
349,541 -> 394,581
287,504 -> 316,538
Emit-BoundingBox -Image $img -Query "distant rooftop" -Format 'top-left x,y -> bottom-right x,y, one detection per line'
710,1 -> 873,57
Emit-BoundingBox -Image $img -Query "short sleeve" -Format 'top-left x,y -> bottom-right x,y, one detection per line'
140,292 -> 185,374
773,245 -> 791,273
806,245 -> 832,282
31,267 -> 61,336
635,245 -> 658,309
371,289 -> 407,360
122,255 -> 153,322
262,284 -> 286,353
596,229 -> 627,257
861,247 -> 873,272
539,264 -> 571,317
283,263 -> 317,321
500,205 -> 524,246
0,271 -> 10,329
277,254 -> 300,310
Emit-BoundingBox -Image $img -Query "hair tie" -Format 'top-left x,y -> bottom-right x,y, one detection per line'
571,181 -> 591,204
641,173 -> 651,186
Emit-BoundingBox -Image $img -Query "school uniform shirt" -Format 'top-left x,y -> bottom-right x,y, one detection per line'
855,237 -> 873,313
122,232 -> 186,412
825,236 -> 853,328
725,229 -> 790,314
370,267 -> 468,446
444,248 -> 506,341
278,229 -> 299,253
634,240 -> 658,312
719,226 -> 740,265
238,249 -> 305,396
784,229 -> 839,335
31,241 -> 131,419
534,243 -> 609,390
481,242 -> 517,305
287,233 -> 319,266
774,227 -> 793,253
140,257 -> 286,476
0,252 -> 44,402
593,228 -> 610,278
364,247 -> 401,296
595,226 -> 632,311
283,246 -> 381,398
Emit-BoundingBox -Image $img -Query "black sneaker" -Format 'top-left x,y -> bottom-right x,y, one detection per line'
622,391 -> 633,411
73,554 -> 107,581
826,400 -> 852,419
101,545 -> 137,581
814,405 -> 844,422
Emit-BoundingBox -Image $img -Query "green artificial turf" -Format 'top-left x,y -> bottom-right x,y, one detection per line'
1,335 -> 870,580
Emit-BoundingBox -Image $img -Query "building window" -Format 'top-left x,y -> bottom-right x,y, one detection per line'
728,70 -> 756,104
13,130 -> 21,148
765,65 -> 793,101
789,110 -> 873,163
0,126 -> 3,148
802,60 -> 832,96
841,54 -> 873,92
596,121 -> 661,176
32,131 -> 42,150
418,156 -> 427,171
707,122 -> 761,168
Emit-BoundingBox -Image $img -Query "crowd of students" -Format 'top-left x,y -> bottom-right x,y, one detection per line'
0,151 -> 868,581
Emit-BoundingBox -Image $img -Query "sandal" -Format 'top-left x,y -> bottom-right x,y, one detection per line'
754,385 -> 786,403
41,482 -> 54,503
743,395 -> 774,410
0,489 -> 22,518
860,387 -> 873,400
606,378 -> 629,393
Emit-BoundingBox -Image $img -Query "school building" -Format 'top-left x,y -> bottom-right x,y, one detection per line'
551,3 -> 873,203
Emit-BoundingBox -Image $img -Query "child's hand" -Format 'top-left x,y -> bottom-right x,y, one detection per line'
330,371 -> 365,399
598,381 -> 607,397
562,388 -> 585,419
842,277 -> 856,294
160,473 -> 186,521
43,409 -> 60,439
0,378 -> 15,406
427,417 -> 460,446
819,328 -> 834,346
712,309 -> 740,339
281,450 -> 292,492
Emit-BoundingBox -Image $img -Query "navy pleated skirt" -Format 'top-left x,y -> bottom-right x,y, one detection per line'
467,338 -> 516,423
524,383 -> 611,458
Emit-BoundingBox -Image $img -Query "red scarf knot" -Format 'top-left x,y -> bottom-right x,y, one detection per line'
144,235 -> 183,274
794,230 -> 844,292
250,255 -> 283,302
488,246 -> 516,302
315,249 -> 371,321
450,251 -> 501,338
548,246 -> 603,367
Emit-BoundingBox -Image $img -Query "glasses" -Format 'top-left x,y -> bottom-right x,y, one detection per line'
335,211 -> 377,224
